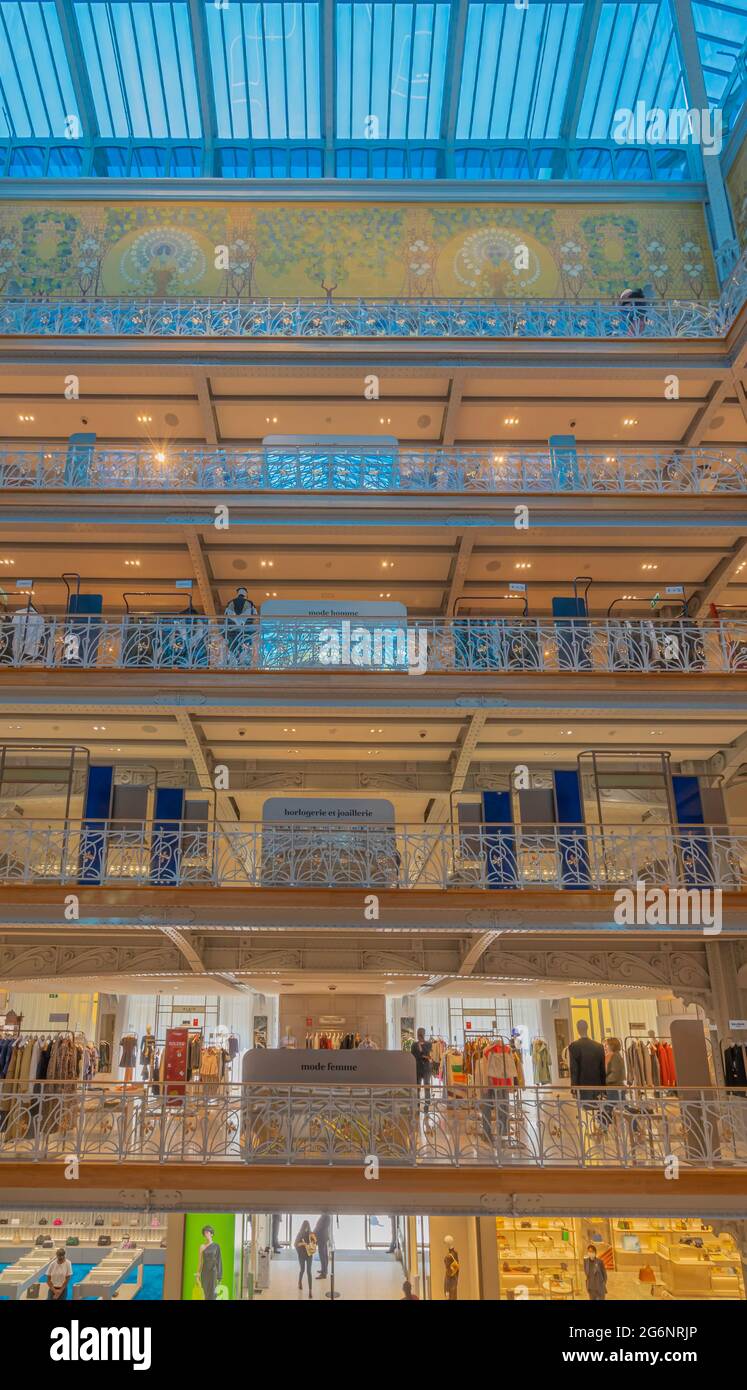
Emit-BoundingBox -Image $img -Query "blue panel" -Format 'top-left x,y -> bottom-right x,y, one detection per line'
151,786 -> 184,884
0,1 -> 79,138
672,773 -> 714,887
73,1 -> 201,139
553,769 -> 590,887
206,0 -> 321,140
457,3 -> 583,140
336,1 -> 450,141
79,765 -> 113,885
693,1 -> 747,104
481,789 -> 517,889
673,774 -> 704,825
577,1 -> 686,142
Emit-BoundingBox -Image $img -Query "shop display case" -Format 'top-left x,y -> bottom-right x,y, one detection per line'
0,1209 -> 167,1250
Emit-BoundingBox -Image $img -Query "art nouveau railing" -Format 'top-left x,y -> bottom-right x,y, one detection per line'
2,614 -> 744,675
0,1082 -> 743,1169
0,292 -> 733,340
0,818 -> 740,892
1,444 -> 745,495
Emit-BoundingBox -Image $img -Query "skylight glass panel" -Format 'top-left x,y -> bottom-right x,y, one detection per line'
0,1 -> 79,138
577,1 -> 686,141
73,1 -> 201,138
456,3 -> 584,141
692,0 -> 747,103
206,1 -> 321,140
336,2 -> 450,140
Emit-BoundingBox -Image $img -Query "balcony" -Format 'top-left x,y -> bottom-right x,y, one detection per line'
0,1081 -> 743,1171
0,817 -> 741,895
0,278 -> 741,342
1,444 -> 744,497
2,613 -> 744,676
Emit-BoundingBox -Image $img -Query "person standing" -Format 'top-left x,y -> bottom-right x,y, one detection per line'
601,1036 -> 626,1130
224,586 -> 257,667
401,1280 -> 419,1300
568,1020 -> 606,1105
314,1212 -> 331,1279
443,1238 -> 460,1301
198,1225 -> 223,1301
411,1028 -> 433,1114
46,1248 -> 73,1301
584,1245 -> 608,1301
294,1220 -> 317,1297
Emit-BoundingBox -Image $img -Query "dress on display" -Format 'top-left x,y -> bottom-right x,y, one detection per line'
444,1248 -> 460,1300
119,1034 -> 137,1069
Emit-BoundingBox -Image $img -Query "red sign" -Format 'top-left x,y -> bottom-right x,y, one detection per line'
465,1021 -> 472,1030
164,1027 -> 189,1096
306,1017 -> 313,1027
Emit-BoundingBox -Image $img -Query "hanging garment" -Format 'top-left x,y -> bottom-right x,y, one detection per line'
119,1034 -> 137,1069
484,1042 -> 518,1087
140,1034 -> 156,1079
531,1038 -> 552,1085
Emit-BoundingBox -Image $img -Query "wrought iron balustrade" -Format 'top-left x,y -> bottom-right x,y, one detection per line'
1,613 -> 744,675
0,289 -> 735,340
0,816 -> 741,893
0,444 -> 745,496
0,1081 -> 743,1170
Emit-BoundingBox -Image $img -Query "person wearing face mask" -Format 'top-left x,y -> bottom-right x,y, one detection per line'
224,586 -> 257,667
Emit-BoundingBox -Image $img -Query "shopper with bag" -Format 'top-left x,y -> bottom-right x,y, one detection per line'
46,1248 -> 73,1301
294,1220 -> 317,1297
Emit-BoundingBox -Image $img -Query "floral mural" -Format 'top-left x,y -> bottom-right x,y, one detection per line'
0,199 -> 717,301
727,138 -> 747,250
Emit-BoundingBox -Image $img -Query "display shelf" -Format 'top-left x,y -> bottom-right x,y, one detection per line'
0,1209 -> 167,1248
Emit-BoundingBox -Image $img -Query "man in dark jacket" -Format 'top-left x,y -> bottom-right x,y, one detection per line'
584,1245 -> 608,1301
314,1212 -> 332,1279
568,1020 -> 606,1102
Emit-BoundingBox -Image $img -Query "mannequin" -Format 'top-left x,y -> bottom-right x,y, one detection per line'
119,1026 -> 137,1083
443,1235 -> 460,1301
279,1027 -> 297,1049
140,1025 -> 156,1081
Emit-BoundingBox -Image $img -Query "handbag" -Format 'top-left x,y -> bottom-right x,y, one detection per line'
66,1236 -> 80,1247
97,1235 -> 111,1247
191,1272 -> 204,1301
26,1283 -> 41,1300
94,1216 -> 104,1227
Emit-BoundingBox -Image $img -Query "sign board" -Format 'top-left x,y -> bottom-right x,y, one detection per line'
242,1048 -> 417,1084
263,797 -> 395,824
49,1013 -> 69,1023
163,1027 -> 189,1095
261,599 -> 406,620
728,1019 -> 747,1030
263,434 -> 398,449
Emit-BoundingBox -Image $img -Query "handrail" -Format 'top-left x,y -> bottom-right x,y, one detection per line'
1,444 -> 745,495
0,1080 -> 744,1169
0,285 -> 739,339
0,816 -> 740,892
2,613 -> 745,675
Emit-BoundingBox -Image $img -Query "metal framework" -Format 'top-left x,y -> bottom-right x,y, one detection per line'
0,1 -> 745,184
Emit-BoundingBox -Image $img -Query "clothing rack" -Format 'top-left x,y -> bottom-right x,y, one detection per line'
624,1033 -> 677,1089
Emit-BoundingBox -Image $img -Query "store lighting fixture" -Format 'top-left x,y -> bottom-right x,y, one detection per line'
154,451 -> 166,463
0,559 -> 15,565
125,559 -> 141,567
93,724 -> 107,731
381,560 -> 392,568
265,416 -> 278,424
503,416 -> 519,426
641,563 -> 657,570
515,562 -> 531,570
17,414 -> 34,422
379,591 -> 391,598
260,560 -> 274,568
379,417 -> 392,424
737,562 -> 746,574
622,593 -> 637,600
137,414 -> 152,424
623,417 -> 638,426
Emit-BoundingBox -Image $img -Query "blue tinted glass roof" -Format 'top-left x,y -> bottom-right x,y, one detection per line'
0,0 -> 743,180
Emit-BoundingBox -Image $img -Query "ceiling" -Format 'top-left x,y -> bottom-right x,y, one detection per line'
1,0 -> 746,182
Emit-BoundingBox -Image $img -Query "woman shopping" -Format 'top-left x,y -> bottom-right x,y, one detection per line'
294,1220 -> 317,1297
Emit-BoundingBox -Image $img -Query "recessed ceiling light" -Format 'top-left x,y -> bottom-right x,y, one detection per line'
154,451 -> 166,463
379,416 -> 392,424
93,725 -> 106,731
124,559 -> 141,567
641,563 -> 658,571
18,414 -> 34,423
515,562 -> 531,570
503,416 -> 519,426
136,414 -> 152,424
623,417 -> 638,426
0,559 -> 15,565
